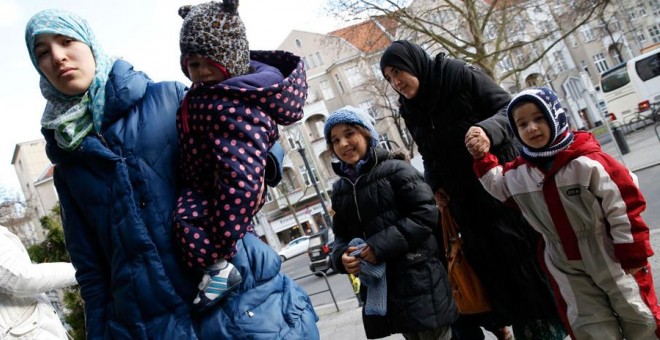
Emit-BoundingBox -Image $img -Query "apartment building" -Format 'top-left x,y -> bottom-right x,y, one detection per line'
10,139 -> 56,244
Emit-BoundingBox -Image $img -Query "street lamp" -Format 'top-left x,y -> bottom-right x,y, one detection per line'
296,141 -> 333,228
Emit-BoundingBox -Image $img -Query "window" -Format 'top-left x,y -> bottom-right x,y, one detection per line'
628,10 -> 638,20
345,66 -> 364,87
498,55 -> 513,71
580,26 -> 594,42
334,74 -> 345,93
299,165 -> 319,186
514,49 -> 525,64
609,17 -> 621,31
379,133 -> 395,151
286,132 -> 298,150
359,99 -> 378,119
295,39 -> 302,48
314,52 -> 324,66
302,57 -> 309,69
649,25 -> 660,44
306,55 -> 317,69
635,52 -> 660,81
320,79 -> 335,100
553,51 -> 567,73
637,30 -> 648,43
265,190 -> 274,203
593,53 -> 609,73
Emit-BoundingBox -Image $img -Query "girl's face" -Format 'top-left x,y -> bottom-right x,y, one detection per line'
186,55 -> 226,83
34,34 -> 96,96
330,124 -> 369,166
513,102 -> 551,149
382,66 -> 419,99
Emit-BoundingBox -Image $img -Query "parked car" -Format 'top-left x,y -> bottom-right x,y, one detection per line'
278,236 -> 310,261
307,228 -> 335,275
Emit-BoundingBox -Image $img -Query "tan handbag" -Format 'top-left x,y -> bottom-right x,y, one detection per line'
440,206 -> 491,314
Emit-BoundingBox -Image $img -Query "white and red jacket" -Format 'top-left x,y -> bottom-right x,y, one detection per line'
474,131 -> 652,268
474,131 -> 660,339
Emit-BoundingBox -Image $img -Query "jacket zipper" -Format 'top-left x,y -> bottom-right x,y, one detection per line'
97,132 -> 109,148
337,149 -> 381,239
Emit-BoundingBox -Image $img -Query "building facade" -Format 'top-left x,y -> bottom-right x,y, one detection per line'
10,139 -> 56,244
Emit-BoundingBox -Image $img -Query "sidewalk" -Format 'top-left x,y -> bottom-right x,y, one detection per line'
315,125 -> 660,340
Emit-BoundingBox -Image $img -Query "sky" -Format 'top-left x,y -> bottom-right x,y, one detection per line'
0,0 -> 343,194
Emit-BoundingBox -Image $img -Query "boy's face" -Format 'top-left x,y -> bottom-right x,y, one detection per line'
513,102 -> 551,149
186,55 -> 226,83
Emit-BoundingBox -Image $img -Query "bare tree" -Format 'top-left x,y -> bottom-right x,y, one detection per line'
326,0 -> 609,84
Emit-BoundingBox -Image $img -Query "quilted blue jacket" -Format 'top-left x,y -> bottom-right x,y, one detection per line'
43,60 -> 318,339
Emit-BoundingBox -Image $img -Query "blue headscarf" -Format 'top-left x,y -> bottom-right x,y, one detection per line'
25,9 -> 114,150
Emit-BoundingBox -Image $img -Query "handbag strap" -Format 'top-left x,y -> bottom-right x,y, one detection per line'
440,206 -> 459,259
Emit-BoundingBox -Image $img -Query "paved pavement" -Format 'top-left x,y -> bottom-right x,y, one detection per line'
313,124 -> 660,340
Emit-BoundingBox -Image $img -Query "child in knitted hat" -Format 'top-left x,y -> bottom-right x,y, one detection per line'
325,106 -> 458,338
174,0 -> 308,312
468,87 -> 660,339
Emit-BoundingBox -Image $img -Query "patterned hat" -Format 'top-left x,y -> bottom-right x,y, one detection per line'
507,87 -> 574,158
324,106 -> 380,148
179,0 -> 250,80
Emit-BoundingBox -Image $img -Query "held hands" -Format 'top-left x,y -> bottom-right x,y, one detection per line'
465,126 -> 490,159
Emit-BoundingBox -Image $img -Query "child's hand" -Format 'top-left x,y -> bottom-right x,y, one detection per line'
342,247 -> 361,274
360,244 -> 378,265
465,126 -> 490,159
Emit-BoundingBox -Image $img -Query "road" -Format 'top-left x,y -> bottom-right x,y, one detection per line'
279,253 -> 359,309
638,165 -> 660,229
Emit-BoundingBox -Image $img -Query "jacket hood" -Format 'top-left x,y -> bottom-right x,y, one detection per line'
103,60 -> 151,127
187,50 -> 307,126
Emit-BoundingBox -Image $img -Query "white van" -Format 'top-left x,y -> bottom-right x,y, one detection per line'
600,48 -> 660,122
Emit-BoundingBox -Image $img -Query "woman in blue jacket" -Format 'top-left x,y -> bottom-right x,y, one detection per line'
25,8 -> 317,339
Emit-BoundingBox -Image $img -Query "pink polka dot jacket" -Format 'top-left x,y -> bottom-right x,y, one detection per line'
174,50 -> 307,268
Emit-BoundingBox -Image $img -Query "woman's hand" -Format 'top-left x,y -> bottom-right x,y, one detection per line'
465,126 -> 490,159
342,247 -> 361,274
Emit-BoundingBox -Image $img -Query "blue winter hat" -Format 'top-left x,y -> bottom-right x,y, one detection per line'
324,106 -> 380,148
507,87 -> 574,159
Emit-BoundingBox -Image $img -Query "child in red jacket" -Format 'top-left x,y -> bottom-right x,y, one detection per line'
467,87 -> 660,339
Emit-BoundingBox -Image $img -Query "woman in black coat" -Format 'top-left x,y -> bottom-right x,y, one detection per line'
380,40 -> 566,339
325,106 -> 458,339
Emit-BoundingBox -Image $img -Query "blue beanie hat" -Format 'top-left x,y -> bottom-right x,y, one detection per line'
507,87 -> 574,159
324,106 -> 380,148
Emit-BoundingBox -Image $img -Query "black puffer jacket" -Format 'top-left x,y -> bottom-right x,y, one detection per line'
396,44 -> 559,324
330,147 -> 458,338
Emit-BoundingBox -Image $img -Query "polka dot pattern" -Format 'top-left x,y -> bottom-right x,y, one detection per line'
174,51 -> 307,268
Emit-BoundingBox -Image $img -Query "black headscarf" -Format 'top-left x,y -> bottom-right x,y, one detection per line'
379,40 -> 441,112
